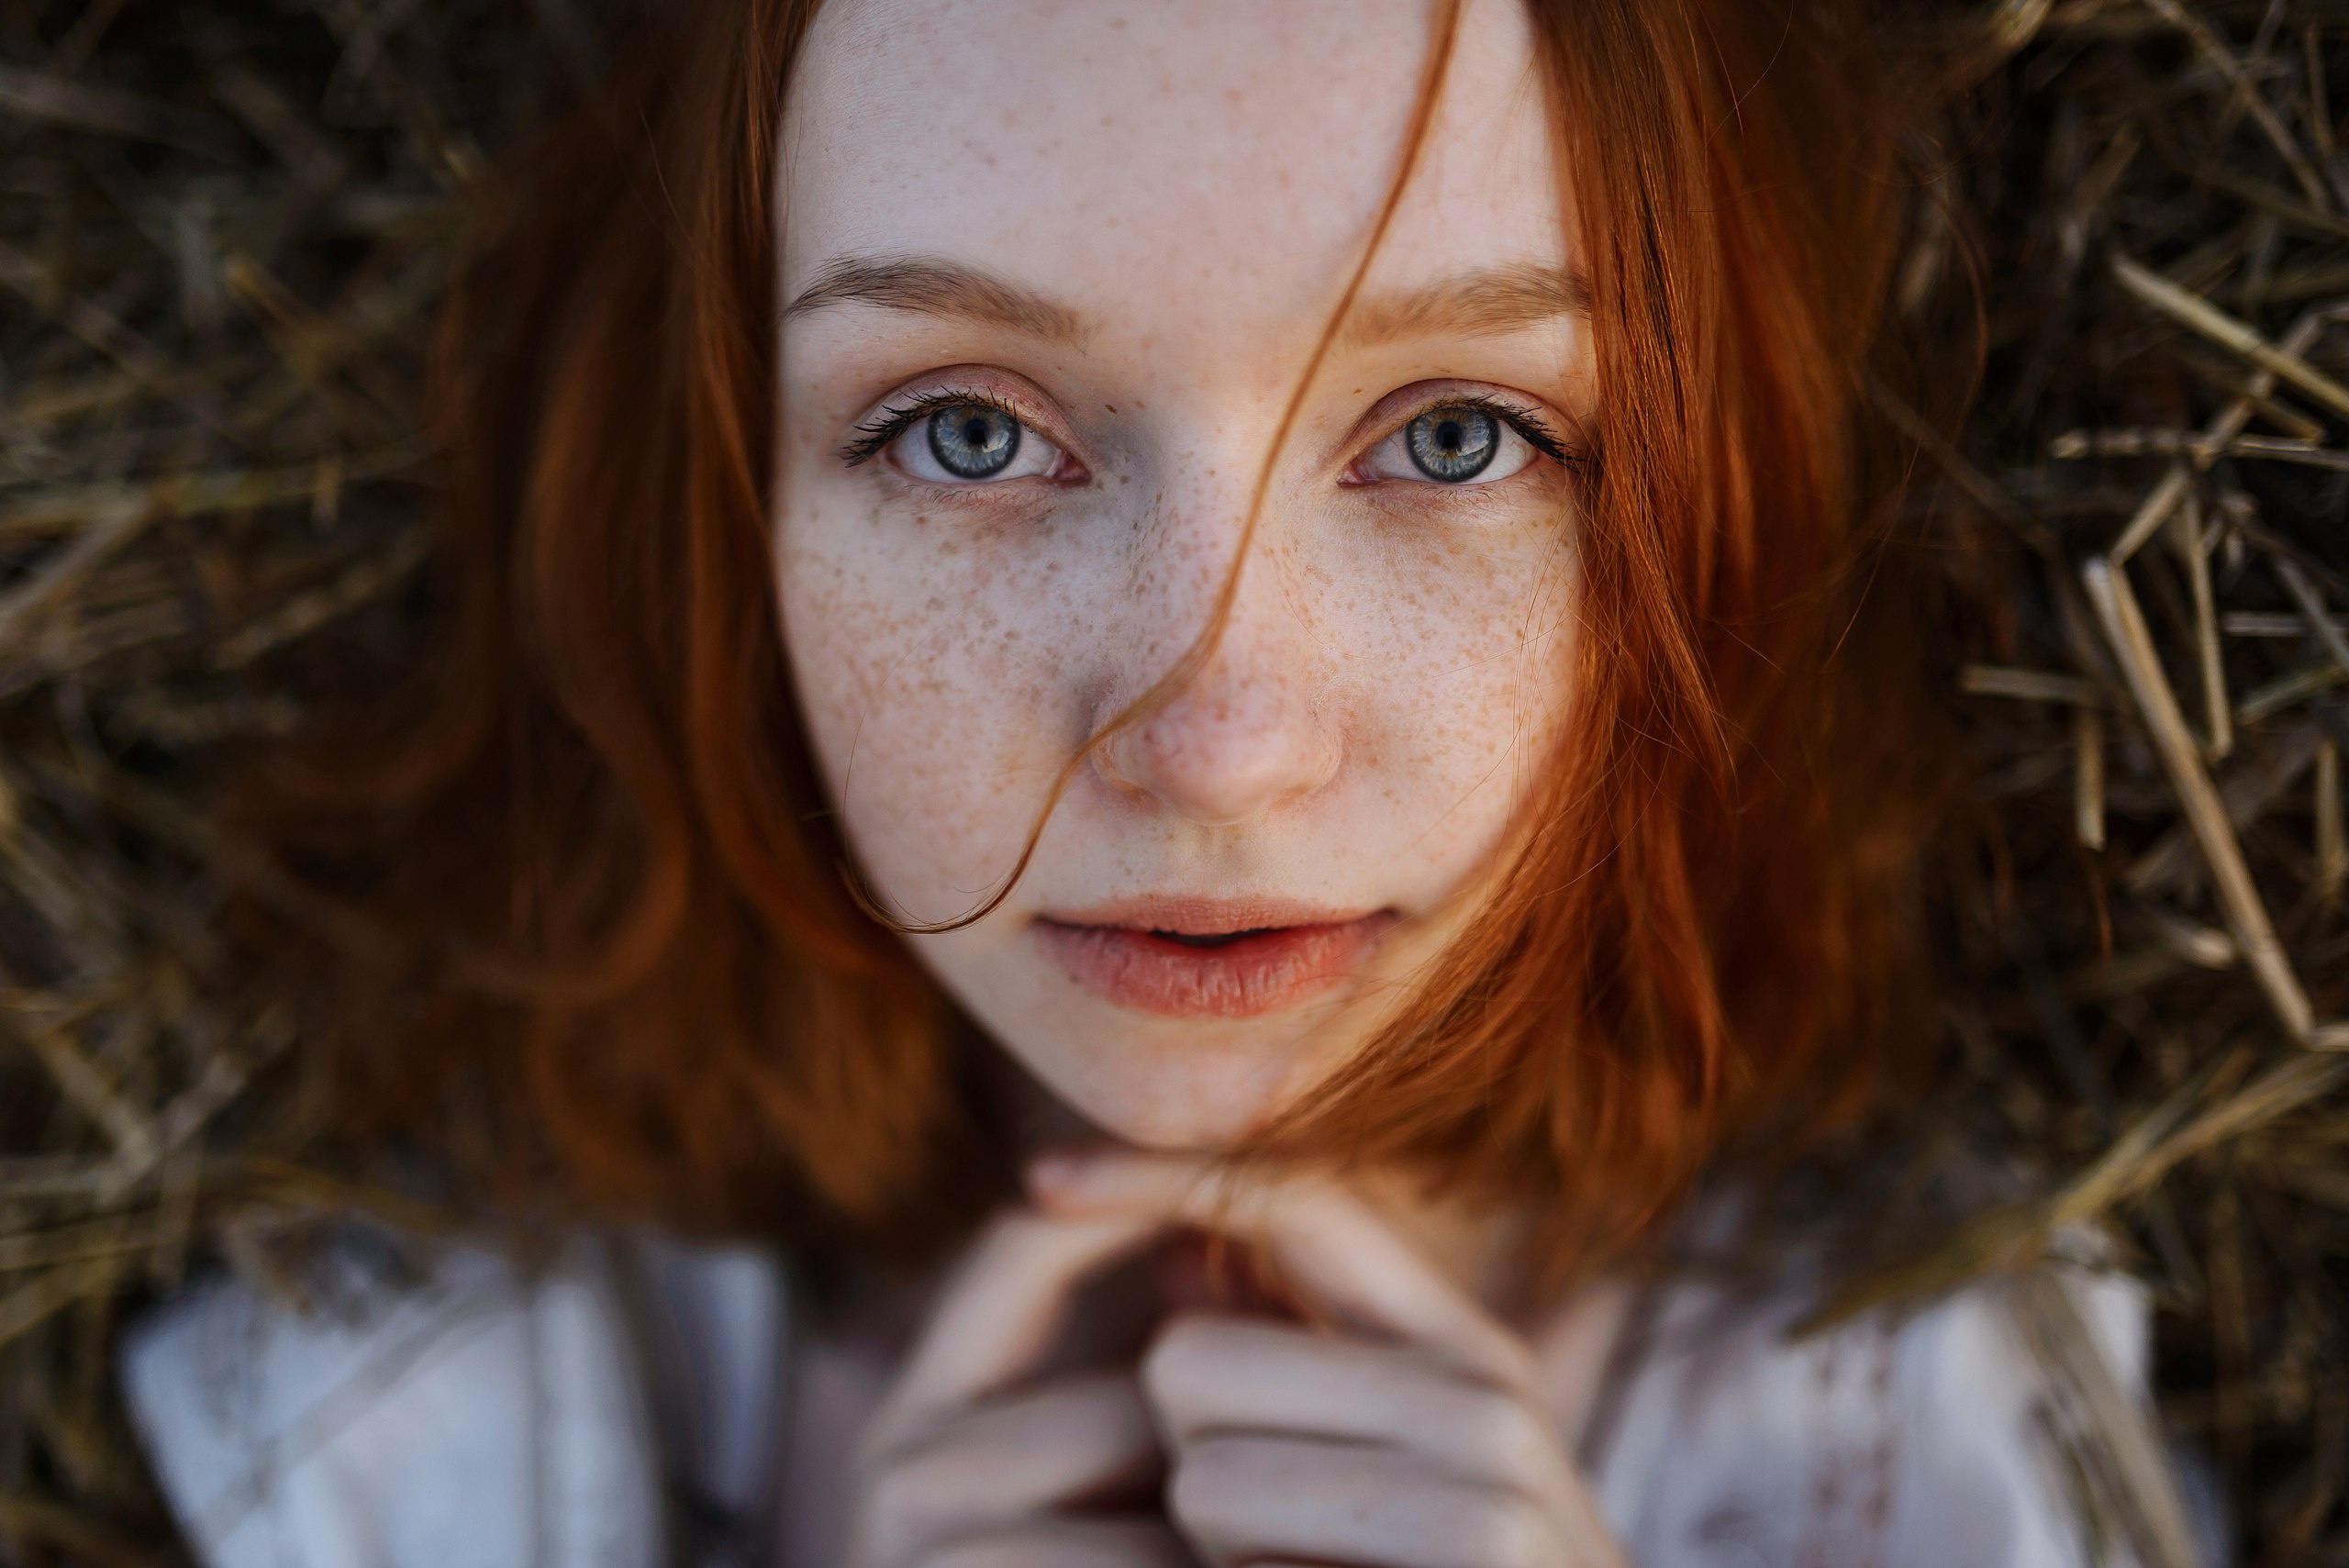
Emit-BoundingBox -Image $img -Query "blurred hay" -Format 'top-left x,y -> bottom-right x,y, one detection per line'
1807,4 -> 2349,1557
0,0 -> 2346,1562
0,0 -> 621,1556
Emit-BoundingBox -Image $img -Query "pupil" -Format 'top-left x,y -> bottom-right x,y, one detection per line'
927,404 -> 1020,479
1406,406 -> 1499,483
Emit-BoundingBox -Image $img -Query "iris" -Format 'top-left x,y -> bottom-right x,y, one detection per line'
927,404 -> 1021,479
1404,406 -> 1499,483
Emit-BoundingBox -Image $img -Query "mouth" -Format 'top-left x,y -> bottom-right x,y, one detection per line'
1033,897 -> 1397,1019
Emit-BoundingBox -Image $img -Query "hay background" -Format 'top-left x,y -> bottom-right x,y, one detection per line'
2,0 -> 2347,1562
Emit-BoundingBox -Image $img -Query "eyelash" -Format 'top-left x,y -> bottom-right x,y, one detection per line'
836,388 -> 1034,468
835,387 -> 1580,474
1403,392 -> 1578,469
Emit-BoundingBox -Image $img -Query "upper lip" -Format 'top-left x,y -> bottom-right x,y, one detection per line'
1037,895 -> 1386,936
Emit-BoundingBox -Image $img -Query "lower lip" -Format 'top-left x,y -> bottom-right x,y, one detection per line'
1035,913 -> 1396,1019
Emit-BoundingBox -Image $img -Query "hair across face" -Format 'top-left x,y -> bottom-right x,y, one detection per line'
228,0 -> 1948,1261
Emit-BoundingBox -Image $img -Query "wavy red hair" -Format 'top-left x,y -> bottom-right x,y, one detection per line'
229,0 -> 1952,1261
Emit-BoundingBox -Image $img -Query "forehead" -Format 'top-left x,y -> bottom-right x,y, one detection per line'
778,0 -> 1570,336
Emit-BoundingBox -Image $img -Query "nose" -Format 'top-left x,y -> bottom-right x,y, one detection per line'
1092,546 -> 1342,829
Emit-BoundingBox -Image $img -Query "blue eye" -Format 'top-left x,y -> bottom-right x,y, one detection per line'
1405,406 -> 1501,483
1356,394 -> 1559,487
840,391 -> 1071,484
927,404 -> 1021,479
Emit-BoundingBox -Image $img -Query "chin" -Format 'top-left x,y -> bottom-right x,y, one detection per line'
1019,1027 -> 1339,1154
1079,1095 -> 1262,1153
921,933 -> 1390,1152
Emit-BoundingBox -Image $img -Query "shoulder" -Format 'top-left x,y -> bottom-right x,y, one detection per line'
119,1222 -> 789,1568
1589,1261 -> 2210,1568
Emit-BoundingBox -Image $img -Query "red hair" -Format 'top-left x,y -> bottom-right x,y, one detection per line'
229,0 -> 1951,1261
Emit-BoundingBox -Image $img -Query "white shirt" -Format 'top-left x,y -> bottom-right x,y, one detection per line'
118,1222 -> 2209,1567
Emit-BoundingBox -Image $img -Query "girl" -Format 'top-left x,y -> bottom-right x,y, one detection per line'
122,1 -> 2176,1564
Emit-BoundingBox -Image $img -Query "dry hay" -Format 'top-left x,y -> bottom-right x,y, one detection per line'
1,0 -> 2347,1562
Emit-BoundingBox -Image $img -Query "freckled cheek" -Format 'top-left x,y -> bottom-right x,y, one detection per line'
776,509 -> 1094,895
1361,533 -> 1575,846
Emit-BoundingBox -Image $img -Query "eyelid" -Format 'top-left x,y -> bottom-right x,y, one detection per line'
837,370 -> 1081,471
1353,384 -> 1575,473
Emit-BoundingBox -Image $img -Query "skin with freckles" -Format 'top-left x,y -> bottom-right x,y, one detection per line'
774,0 -> 1592,1153
772,3 -> 1627,1562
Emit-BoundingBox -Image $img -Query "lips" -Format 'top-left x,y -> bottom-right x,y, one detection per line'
1034,897 -> 1396,1019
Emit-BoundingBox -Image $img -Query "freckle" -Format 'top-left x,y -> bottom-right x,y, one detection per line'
1104,405 -> 1118,414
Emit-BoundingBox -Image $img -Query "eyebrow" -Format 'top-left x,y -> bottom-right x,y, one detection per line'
784,254 -> 1087,344
782,253 -> 1589,351
1341,263 -> 1592,348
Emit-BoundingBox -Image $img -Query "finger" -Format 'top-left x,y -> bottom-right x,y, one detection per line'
920,1517 -> 1193,1568
867,1372 -> 1160,1546
1168,1433 -> 1571,1568
877,1208 -> 1160,1433
1143,1314 -> 1574,1503
1032,1152 -> 1532,1389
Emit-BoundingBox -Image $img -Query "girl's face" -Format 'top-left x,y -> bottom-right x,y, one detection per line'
774,0 -> 1588,1150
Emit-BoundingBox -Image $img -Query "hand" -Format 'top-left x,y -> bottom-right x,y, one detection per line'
1032,1152 -> 1628,1568
845,1207 -> 1193,1568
